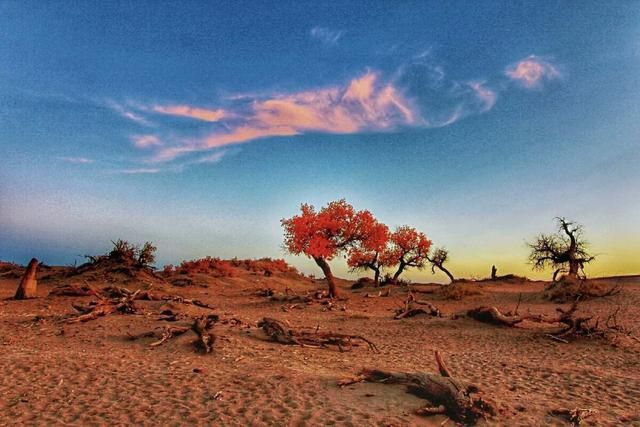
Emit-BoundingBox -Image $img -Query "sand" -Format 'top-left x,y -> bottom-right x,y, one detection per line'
0,264 -> 638,426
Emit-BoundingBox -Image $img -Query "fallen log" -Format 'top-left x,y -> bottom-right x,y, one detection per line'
339,351 -> 495,424
257,317 -> 378,352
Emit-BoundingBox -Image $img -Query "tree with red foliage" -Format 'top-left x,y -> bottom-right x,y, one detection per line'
387,226 -> 433,282
281,199 -> 384,298
346,220 -> 390,286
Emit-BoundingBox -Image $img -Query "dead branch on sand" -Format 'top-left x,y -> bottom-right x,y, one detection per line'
339,351 -> 495,424
466,306 -> 530,327
257,317 -> 378,352
63,285 -> 214,323
466,299 -> 639,344
66,289 -> 141,323
394,292 -> 442,319
129,315 -> 218,353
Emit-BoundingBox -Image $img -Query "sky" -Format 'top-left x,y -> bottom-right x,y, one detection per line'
1,1 -> 639,282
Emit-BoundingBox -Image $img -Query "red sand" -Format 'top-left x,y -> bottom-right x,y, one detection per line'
0,264 -> 638,426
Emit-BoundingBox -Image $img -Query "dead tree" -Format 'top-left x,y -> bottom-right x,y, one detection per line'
14,258 -> 39,299
528,218 -> 595,281
257,317 -> 378,352
130,315 -> 218,353
466,299 -> 639,344
394,292 -> 442,319
426,248 -> 455,283
339,351 -> 495,424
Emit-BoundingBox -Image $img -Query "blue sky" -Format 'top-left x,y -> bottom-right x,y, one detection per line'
1,1 -> 638,280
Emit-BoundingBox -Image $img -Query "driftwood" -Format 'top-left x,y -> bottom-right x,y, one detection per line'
257,317 -> 378,352
394,292 -> 442,319
14,258 -> 39,299
130,315 -> 218,353
339,351 -> 495,424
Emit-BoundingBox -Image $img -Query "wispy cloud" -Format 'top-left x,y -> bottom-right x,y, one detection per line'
131,134 -> 162,149
152,105 -> 227,122
108,101 -> 153,126
310,26 -> 344,45
505,55 -> 561,88
58,156 -> 94,164
119,168 -> 161,174
113,54 -> 565,168
151,71 -> 417,162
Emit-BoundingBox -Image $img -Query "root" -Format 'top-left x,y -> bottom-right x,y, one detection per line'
339,351 -> 495,424
257,317 -> 378,352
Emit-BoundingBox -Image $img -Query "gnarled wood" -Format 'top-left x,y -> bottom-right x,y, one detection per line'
394,292 -> 441,319
339,351 -> 495,424
467,306 -> 525,326
132,315 -> 218,353
257,317 -> 378,352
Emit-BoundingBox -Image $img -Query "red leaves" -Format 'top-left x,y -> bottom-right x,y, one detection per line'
282,199 -> 379,260
388,226 -> 432,268
283,200 -> 433,282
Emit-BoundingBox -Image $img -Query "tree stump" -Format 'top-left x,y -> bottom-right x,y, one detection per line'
14,258 -> 39,299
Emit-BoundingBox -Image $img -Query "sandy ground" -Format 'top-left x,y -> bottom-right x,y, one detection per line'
0,264 -> 639,426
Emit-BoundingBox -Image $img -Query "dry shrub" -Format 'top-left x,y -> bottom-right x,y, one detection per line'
544,277 -> 620,303
88,239 -> 157,268
175,257 -> 238,277
438,283 -> 483,300
231,257 -> 297,275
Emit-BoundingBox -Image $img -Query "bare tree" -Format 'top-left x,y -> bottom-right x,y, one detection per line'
528,217 -> 595,281
427,248 -> 455,283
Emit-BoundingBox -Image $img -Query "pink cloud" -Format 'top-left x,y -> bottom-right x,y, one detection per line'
505,56 -> 561,88
468,81 -> 497,112
131,134 -> 162,148
153,105 -> 227,122
153,71 -> 416,161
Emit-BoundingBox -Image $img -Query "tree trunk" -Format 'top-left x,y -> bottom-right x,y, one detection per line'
15,258 -> 39,299
568,259 -> 579,278
373,268 -> 380,287
314,257 -> 338,298
437,264 -> 455,283
393,262 -> 406,282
